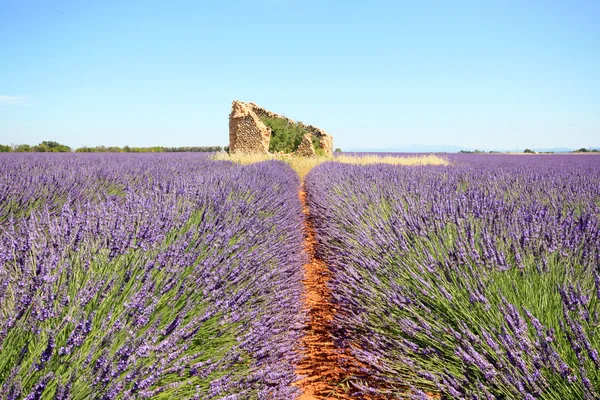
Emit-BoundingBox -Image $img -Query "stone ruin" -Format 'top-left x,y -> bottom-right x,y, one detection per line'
228,100 -> 333,157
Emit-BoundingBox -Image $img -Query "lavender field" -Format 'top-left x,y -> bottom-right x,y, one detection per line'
0,154 -> 305,399
1,153 -> 600,399
306,155 -> 600,399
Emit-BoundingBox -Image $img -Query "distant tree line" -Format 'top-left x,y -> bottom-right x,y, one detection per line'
524,148 -> 599,154
163,146 -> 223,152
458,148 -> 600,155
458,149 -> 487,154
459,149 -> 555,154
76,145 -> 223,153
0,143 -> 223,153
0,141 -> 72,152
523,149 -> 556,154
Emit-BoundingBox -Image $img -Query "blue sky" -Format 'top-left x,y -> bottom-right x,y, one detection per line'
1,0 -> 599,150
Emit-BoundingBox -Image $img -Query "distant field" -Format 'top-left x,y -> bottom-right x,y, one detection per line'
213,152 -> 449,177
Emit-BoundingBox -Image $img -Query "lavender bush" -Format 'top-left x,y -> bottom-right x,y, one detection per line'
305,155 -> 600,399
0,153 -> 305,399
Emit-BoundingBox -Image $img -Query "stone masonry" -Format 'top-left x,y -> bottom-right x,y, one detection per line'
228,101 -> 271,154
294,134 -> 317,157
228,100 -> 333,156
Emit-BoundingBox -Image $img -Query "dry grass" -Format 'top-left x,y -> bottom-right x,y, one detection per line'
334,154 -> 448,166
213,152 -> 449,178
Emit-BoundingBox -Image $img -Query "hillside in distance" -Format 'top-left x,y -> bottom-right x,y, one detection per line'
347,144 -> 598,153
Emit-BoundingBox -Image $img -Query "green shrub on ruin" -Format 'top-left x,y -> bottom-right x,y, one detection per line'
262,116 -> 326,154
261,116 -> 307,153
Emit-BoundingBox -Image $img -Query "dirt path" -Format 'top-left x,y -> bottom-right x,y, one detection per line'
294,187 -> 357,400
294,184 -> 438,400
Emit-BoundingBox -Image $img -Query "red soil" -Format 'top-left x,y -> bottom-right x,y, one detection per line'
294,188 -> 362,400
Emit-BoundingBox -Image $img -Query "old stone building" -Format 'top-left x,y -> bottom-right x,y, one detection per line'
228,100 -> 333,156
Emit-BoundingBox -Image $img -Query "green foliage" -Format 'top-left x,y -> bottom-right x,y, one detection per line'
32,143 -> 49,152
76,146 -> 125,153
6,143 -> 222,154
262,116 -> 309,153
10,142 -> 71,152
524,148 -> 535,153
41,141 -> 60,149
162,146 -> 223,152
0,145 -> 10,152
310,134 -> 320,150
334,148 -> 342,153
75,145 -> 223,153
260,116 -> 325,154
38,141 -> 72,152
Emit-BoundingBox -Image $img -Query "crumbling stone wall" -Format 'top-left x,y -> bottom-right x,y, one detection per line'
294,134 -> 316,157
228,101 -> 270,154
228,100 -> 333,156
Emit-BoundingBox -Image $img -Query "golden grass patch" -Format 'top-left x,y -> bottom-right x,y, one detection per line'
212,152 -> 449,178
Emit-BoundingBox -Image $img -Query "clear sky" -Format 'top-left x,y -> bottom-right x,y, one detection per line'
1,0 -> 599,151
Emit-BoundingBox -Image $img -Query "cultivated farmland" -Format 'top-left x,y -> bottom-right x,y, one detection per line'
1,153 -> 599,399
305,155 -> 600,399
0,154 -> 305,399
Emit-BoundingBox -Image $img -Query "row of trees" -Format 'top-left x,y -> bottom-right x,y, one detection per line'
527,148 -> 600,154
0,143 -> 223,153
459,149 -> 488,154
0,141 -> 72,152
460,149 -> 598,154
75,146 -> 223,153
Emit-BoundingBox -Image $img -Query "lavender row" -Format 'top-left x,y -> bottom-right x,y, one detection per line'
0,153 -> 305,399
305,155 -> 600,399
